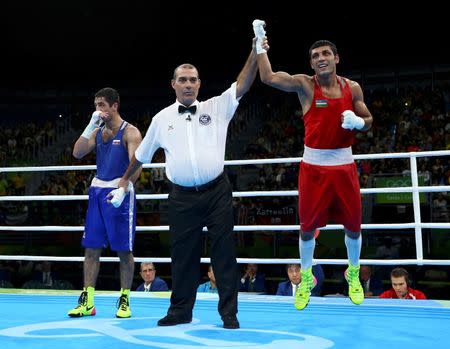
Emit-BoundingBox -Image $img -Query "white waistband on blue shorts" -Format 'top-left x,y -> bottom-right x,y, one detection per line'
302,145 -> 354,166
91,177 -> 134,190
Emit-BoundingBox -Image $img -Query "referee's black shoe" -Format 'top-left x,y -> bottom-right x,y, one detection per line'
222,315 -> 240,329
157,314 -> 192,326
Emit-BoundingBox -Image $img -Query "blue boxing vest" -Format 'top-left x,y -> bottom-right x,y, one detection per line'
95,121 -> 129,181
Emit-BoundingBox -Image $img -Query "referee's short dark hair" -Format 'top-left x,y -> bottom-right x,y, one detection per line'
173,63 -> 199,80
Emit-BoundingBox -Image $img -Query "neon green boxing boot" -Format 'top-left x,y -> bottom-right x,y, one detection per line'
68,287 -> 96,317
116,289 -> 131,318
294,267 -> 314,310
345,263 -> 364,305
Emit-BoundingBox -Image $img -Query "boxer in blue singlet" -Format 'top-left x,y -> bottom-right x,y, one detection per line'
67,87 -> 142,318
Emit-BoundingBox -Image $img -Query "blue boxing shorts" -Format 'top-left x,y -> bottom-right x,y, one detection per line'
83,178 -> 136,252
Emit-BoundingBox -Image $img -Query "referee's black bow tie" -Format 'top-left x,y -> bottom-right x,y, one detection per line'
178,105 -> 197,114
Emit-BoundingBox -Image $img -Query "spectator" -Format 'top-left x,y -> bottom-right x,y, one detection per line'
240,263 -> 266,293
32,261 -> 57,287
375,237 -> 400,259
16,260 -> 34,287
22,261 -> 73,290
197,265 -> 218,294
0,173 -> 8,196
433,193 -> 449,221
150,166 -> 166,194
136,262 -> 168,292
277,264 -> 324,297
0,280 -> 13,288
0,261 -> 14,285
379,267 -> 426,299
360,265 -> 384,297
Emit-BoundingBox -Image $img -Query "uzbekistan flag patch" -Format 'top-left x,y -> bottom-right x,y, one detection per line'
315,99 -> 328,108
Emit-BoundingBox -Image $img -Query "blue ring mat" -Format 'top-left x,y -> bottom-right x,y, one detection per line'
0,290 -> 449,349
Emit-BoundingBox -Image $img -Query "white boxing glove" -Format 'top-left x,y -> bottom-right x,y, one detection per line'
108,187 -> 126,208
81,111 -> 102,139
107,182 -> 133,208
252,19 -> 266,54
341,110 -> 365,130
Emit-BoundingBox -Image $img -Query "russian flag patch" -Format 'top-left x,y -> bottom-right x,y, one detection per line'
113,140 -> 121,145
315,99 -> 328,108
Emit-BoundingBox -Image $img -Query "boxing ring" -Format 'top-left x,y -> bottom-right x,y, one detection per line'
1,150 -> 450,348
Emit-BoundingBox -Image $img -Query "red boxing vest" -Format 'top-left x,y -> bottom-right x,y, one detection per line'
303,76 -> 355,149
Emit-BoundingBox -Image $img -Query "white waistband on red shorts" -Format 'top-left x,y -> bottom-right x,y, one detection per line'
302,145 -> 354,166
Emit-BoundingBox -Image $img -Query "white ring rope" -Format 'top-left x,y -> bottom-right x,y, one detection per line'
1,150 -> 449,265
2,150 -> 450,173
1,223 -> 449,232
0,255 -> 449,266
3,186 -> 450,202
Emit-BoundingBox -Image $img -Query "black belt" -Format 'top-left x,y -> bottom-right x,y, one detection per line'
172,173 -> 224,192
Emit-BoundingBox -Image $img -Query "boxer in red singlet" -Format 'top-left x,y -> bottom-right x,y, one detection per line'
252,20 -> 373,310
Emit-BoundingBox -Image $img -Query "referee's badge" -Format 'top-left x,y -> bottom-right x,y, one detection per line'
199,114 -> 211,126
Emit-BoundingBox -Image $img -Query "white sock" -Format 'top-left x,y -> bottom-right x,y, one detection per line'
299,238 -> 315,270
345,234 -> 362,266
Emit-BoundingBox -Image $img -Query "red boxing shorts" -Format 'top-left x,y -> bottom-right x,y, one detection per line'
298,161 -> 361,233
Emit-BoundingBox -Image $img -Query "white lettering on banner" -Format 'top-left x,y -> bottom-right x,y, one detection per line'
256,207 -> 295,216
0,317 -> 334,348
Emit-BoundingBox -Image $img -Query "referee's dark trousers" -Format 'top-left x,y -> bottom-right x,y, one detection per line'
167,173 -> 239,320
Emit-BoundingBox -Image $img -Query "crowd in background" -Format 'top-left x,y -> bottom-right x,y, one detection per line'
0,77 -> 449,299
0,259 -> 436,301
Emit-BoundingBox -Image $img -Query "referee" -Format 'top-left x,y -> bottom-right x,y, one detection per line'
112,40 -> 258,329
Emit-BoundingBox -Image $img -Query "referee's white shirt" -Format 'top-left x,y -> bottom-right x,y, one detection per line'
135,82 -> 240,187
